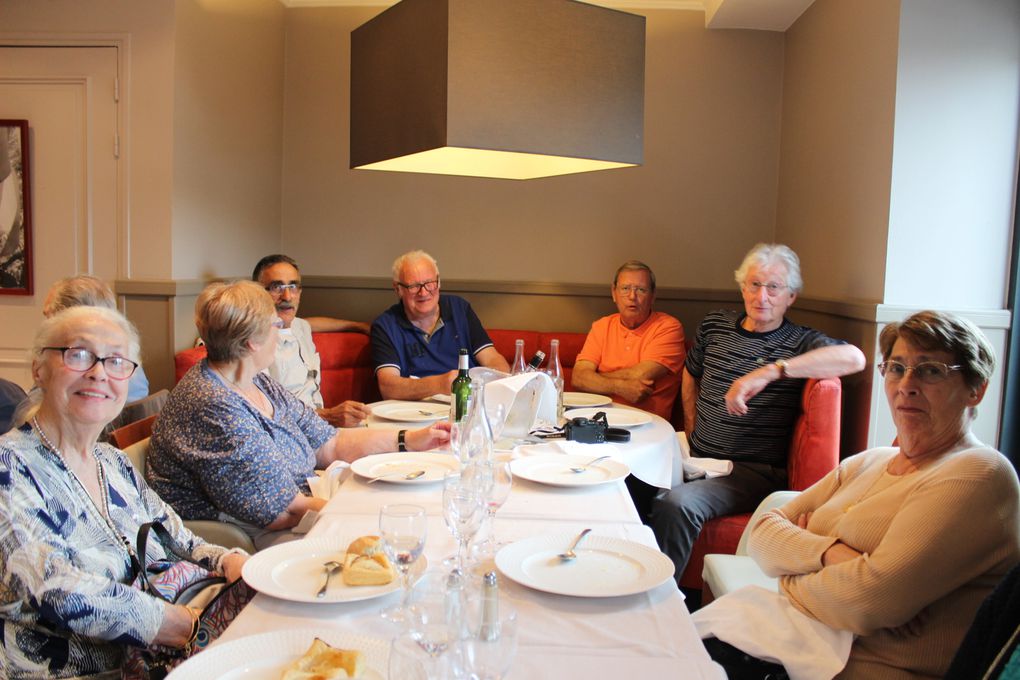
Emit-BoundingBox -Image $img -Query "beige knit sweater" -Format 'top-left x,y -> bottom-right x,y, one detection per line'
747,445 -> 1020,680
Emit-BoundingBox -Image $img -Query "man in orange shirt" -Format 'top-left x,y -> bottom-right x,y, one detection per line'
572,261 -> 686,420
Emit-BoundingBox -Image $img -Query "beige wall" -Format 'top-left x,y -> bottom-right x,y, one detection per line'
774,0 -> 901,304
171,0 -> 286,281
281,8 -> 786,290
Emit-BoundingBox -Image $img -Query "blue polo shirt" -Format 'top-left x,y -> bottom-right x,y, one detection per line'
370,295 -> 495,377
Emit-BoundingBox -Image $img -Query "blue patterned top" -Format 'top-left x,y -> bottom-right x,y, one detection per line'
0,426 -> 229,679
147,361 -> 335,527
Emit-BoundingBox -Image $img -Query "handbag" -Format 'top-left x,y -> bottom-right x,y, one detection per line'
122,522 -> 255,680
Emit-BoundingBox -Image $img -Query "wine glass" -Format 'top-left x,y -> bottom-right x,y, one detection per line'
486,402 -> 507,451
379,504 -> 428,625
442,471 -> 486,572
469,461 -> 513,570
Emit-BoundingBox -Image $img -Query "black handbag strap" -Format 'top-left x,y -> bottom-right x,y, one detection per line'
134,521 -> 217,599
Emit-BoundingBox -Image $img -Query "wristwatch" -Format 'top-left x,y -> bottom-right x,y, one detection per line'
774,359 -> 789,378
397,429 -> 408,452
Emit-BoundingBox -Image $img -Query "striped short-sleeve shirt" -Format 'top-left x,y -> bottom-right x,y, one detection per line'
686,310 -> 842,467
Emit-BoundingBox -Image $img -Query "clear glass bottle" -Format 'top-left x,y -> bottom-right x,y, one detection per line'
544,339 -> 564,422
510,339 -> 527,375
451,348 -> 471,422
456,379 -> 493,465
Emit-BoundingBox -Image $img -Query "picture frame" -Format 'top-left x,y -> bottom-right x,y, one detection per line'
0,119 -> 33,295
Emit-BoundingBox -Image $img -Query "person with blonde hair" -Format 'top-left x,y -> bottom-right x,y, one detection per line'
148,280 -> 449,549
0,305 -> 248,678
43,274 -> 150,401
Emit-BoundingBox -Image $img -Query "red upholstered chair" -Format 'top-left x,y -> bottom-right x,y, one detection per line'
678,377 -> 843,590
312,332 -> 381,406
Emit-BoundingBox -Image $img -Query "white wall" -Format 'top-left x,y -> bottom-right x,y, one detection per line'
884,0 -> 1020,310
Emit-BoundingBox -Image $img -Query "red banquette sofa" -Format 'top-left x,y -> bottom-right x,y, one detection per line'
174,329 -> 841,589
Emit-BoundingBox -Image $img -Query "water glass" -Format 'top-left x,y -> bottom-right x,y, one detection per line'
469,461 -> 513,570
379,503 -> 428,625
442,471 -> 486,572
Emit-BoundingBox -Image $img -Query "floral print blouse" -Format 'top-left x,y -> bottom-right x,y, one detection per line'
0,426 -> 230,679
147,360 -> 335,528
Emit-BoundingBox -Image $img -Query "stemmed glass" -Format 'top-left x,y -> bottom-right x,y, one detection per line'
443,471 -> 486,572
379,503 -> 428,625
469,461 -> 513,570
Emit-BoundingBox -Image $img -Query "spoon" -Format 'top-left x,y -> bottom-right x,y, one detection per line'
316,560 -> 343,598
570,455 -> 612,473
367,469 -> 426,484
558,528 -> 592,562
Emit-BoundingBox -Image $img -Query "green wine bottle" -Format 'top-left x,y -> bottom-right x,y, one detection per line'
451,348 -> 472,422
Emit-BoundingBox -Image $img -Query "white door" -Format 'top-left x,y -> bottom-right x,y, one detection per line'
0,45 -> 120,386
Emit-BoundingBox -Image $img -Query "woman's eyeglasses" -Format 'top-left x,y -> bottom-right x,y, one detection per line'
42,346 -> 138,380
877,360 -> 962,384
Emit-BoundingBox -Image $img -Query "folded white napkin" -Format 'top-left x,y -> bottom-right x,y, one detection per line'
484,373 -> 558,438
677,431 -> 733,480
693,586 -> 853,680
514,440 -> 623,459
307,460 -> 351,500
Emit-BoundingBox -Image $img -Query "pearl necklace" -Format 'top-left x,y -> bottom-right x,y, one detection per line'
32,417 -> 136,559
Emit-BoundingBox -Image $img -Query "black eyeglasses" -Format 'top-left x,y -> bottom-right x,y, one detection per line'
42,347 -> 138,380
396,278 -> 439,295
877,360 -> 962,384
265,282 -> 301,295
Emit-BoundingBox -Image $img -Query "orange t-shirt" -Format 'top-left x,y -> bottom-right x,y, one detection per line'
576,311 -> 686,420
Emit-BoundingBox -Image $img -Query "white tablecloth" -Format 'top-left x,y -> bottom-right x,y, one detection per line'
217,459 -> 724,679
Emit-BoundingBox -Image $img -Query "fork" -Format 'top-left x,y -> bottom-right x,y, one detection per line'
569,455 -> 612,473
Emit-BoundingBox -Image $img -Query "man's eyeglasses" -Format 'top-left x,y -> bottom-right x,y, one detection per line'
265,282 -> 301,295
271,319 -> 285,329
743,281 -> 788,297
616,284 -> 650,297
42,346 -> 138,380
396,279 -> 440,295
878,360 -> 962,384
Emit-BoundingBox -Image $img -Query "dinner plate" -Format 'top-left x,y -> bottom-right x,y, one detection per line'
167,628 -> 388,680
565,407 -> 653,428
563,391 -> 613,409
351,452 -> 460,484
242,536 -> 408,603
496,533 -> 674,597
510,454 -> 630,487
371,401 -> 449,422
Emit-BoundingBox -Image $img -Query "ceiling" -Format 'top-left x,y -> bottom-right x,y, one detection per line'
278,0 -> 818,32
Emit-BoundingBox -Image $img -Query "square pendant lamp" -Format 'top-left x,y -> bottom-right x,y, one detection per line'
350,0 -> 645,180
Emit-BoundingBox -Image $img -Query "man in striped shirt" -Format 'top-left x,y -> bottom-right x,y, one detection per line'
650,243 -> 865,580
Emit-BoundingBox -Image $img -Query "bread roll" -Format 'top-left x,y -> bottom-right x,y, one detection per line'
280,637 -> 363,679
342,535 -> 396,586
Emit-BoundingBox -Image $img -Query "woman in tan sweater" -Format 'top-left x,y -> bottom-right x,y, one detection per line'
747,310 -> 1020,679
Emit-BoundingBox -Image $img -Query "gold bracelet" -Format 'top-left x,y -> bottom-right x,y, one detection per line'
184,606 -> 201,647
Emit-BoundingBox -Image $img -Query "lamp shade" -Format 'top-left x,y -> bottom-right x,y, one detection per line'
350,0 -> 645,180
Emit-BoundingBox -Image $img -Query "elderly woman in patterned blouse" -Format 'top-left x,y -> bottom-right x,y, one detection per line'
0,305 -> 248,679
147,280 -> 450,549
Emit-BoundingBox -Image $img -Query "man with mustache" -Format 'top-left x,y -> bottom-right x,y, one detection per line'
253,254 -> 370,427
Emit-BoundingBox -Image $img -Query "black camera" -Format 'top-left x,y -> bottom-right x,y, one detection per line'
564,411 -> 631,443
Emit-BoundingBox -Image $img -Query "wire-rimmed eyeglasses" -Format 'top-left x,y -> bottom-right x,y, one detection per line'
42,346 -> 139,380
265,282 -> 301,295
742,281 -> 788,297
877,360 -> 963,384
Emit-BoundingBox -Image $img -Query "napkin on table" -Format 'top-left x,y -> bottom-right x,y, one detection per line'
483,372 -> 558,438
294,461 -> 351,534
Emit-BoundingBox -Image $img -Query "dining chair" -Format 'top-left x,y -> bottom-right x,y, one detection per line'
109,414 -> 159,450
700,490 -> 800,604
120,436 -> 257,554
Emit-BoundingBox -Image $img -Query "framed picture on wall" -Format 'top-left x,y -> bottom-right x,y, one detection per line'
0,120 -> 33,296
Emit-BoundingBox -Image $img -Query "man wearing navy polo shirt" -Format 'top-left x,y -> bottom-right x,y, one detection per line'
371,250 -> 510,400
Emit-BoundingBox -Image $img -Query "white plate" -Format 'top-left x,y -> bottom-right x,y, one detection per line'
167,628 -> 388,680
351,452 -> 460,484
496,533 -> 674,598
563,391 -> 613,409
510,454 -> 630,487
372,401 -> 449,422
242,536 -> 408,603
565,407 -> 653,428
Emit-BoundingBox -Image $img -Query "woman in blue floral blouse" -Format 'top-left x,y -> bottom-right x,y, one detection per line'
147,280 -> 450,549
0,305 -> 249,679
